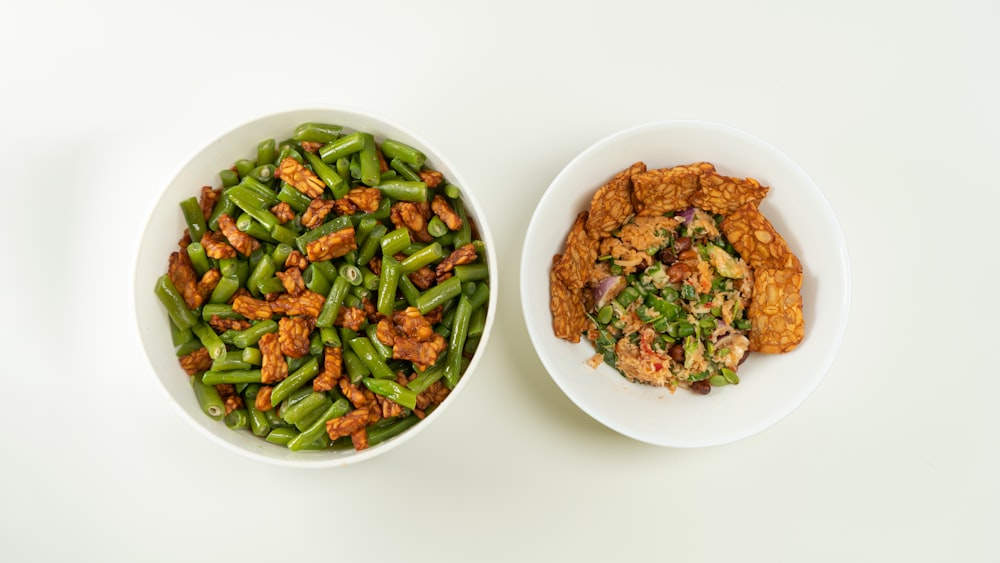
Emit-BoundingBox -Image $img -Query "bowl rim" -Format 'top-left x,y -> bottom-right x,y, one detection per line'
131,104 -> 498,467
519,118 -> 852,447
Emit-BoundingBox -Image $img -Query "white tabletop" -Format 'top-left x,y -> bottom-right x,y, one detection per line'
4,1 -> 998,561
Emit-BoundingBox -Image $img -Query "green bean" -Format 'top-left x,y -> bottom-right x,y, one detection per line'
224,409 -> 249,430
454,263 -> 488,282
359,133 -> 380,187
270,356 -> 320,406
309,331 -> 323,356
236,214 -> 278,244
389,157 -> 421,182
452,199 -> 471,248
269,223 -> 298,246
179,197 -> 208,246
246,393 -> 270,437
277,182 -> 311,213
246,254 -> 276,298
380,139 -> 426,167
354,216 -> 379,248
250,164 -> 276,184
155,275 -> 198,331
356,224 -> 387,266
377,180 -> 427,203
343,293 -> 363,310
186,242 -> 211,277
270,243 -> 293,270
242,347 -> 262,365
380,228 -> 411,258
362,378 -> 416,410
192,374 -> 225,420
316,274 -> 351,328
468,305 -> 487,338
338,263 -> 362,286
238,176 -> 279,204
279,391 -> 330,426
399,242 -> 444,274
191,321 -> 226,361
304,150 -> 347,198
359,265 -> 379,291
397,274 -> 420,307
319,327 -> 341,348
365,324 -> 392,360
368,414 -> 422,446
335,157 -> 351,183
364,196 -> 392,221
170,316 -> 194,347
209,274 -> 240,305
342,348 -> 369,383
443,183 -> 461,199
231,320 -> 279,349
276,143 -> 303,165
201,369 -> 262,385
255,276 -> 285,295
406,363 -> 445,394
303,263 -> 331,296
380,170 -> 397,182
220,169 -> 240,188
401,242 -> 427,255
265,427 -> 298,446
175,339 -> 204,358
287,398 -> 349,451
200,304 -> 241,321
427,216 -> 448,238
348,337 -> 395,379
443,295 -> 472,388
228,188 -> 279,231
234,158 -> 255,179
377,256 -> 402,317
293,122 -> 343,143
211,350 -> 252,372
207,193 -> 237,230
416,276 -> 462,315
469,283 -> 490,311
318,131 -> 365,163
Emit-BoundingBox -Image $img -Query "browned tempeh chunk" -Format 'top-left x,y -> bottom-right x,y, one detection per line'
305,227 -> 357,262
276,157 -> 325,198
585,161 -> 646,239
720,203 -> 802,272
691,172 -> 770,216
631,162 -> 715,216
747,268 -> 804,353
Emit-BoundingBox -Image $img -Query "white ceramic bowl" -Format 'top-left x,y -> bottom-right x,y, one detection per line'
133,107 -> 497,467
520,120 -> 850,447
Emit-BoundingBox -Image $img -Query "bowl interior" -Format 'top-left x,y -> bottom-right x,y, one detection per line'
520,120 -> 850,447
134,107 -> 497,466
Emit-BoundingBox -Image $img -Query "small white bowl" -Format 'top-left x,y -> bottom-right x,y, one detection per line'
133,106 -> 497,467
520,120 -> 850,447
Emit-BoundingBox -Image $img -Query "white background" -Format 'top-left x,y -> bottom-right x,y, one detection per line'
3,0 -> 998,561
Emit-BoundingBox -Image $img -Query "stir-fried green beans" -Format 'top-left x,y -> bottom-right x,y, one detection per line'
157,122 -> 489,453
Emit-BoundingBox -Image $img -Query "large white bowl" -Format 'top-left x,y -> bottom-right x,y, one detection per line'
520,120 -> 850,447
133,106 -> 497,467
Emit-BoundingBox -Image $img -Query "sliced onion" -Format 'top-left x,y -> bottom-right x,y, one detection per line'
593,276 -> 626,309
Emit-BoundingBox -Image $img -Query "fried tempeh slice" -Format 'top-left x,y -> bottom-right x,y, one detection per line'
720,203 -> 802,272
259,332 -> 289,384
552,212 -> 597,290
200,232 -> 237,259
275,266 -> 306,297
270,290 -> 326,318
550,256 -> 588,343
345,187 -> 382,213
312,346 -> 342,392
747,268 -> 804,353
585,161 -> 646,239
435,243 -> 478,280
217,214 -> 261,257
301,198 -> 335,229
278,316 -> 314,359
631,162 -> 715,216
168,251 -> 202,310
276,156 -> 325,198
691,172 -> 770,216
305,227 -> 357,262
431,195 -> 462,231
